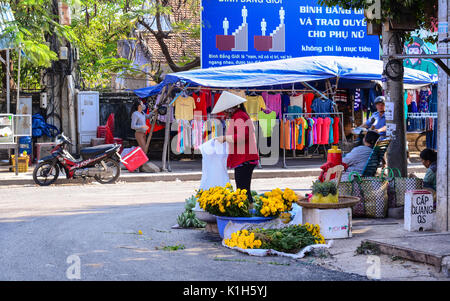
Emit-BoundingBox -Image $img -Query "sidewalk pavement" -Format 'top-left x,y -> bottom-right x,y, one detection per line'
0,157 -> 427,186
307,217 -> 450,280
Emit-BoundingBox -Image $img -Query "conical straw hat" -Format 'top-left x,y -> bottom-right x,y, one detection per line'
211,91 -> 247,114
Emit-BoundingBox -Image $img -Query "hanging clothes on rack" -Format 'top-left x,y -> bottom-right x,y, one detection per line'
290,94 -> 304,110
174,95 -> 196,121
333,116 -> 340,145
245,94 -> 266,121
263,92 -> 282,119
176,120 -> 192,154
320,117 -> 331,145
258,110 -> 277,138
312,117 -> 318,145
303,93 -> 315,113
328,117 -> 334,144
307,118 -> 314,147
281,94 -> 291,115
192,90 -> 209,120
311,98 -> 333,117
315,117 -> 323,145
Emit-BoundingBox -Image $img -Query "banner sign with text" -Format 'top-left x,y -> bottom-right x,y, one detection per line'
201,0 -> 380,68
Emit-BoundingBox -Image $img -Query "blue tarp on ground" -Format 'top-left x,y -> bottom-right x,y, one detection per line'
133,56 -> 438,98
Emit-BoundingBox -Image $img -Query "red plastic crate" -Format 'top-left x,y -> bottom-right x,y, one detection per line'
97,126 -> 107,138
121,147 -> 148,172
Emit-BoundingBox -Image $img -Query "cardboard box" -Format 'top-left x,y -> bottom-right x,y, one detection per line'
302,207 -> 352,239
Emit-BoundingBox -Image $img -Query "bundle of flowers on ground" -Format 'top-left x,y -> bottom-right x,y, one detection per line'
196,183 -> 251,217
254,188 -> 298,217
224,223 -> 325,254
223,229 -> 262,249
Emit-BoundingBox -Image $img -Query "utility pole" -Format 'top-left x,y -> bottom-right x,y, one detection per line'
436,0 -> 449,232
44,0 -> 77,152
382,22 -> 408,176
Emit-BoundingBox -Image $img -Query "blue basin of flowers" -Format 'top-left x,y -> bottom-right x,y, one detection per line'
215,210 -> 275,238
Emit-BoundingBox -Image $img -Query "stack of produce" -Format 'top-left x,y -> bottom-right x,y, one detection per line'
310,181 -> 339,204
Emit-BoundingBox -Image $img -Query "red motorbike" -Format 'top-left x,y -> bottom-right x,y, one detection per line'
33,133 -> 122,186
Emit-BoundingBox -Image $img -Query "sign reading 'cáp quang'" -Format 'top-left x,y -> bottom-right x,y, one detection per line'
201,0 -> 380,68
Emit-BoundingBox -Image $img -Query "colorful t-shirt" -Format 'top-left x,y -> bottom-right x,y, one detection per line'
303,93 -> 315,113
333,117 -> 340,144
290,95 -> 304,110
245,95 -> 266,121
258,110 -> 276,138
307,118 -> 314,147
315,118 -> 323,145
174,96 -> 195,120
312,118 -> 318,145
265,93 -> 282,119
192,92 -> 207,120
321,117 -> 331,145
328,118 -> 334,144
281,94 -> 291,115
311,98 -> 333,116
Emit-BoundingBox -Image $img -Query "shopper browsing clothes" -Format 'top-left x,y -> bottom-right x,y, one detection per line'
214,91 -> 260,203
130,99 -> 153,151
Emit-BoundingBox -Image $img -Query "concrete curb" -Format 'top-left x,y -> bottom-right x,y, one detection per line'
0,167 -> 427,186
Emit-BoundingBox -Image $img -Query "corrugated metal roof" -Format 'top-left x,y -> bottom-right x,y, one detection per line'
0,2 -> 16,50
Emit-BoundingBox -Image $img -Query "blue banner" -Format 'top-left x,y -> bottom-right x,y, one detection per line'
201,0 -> 380,68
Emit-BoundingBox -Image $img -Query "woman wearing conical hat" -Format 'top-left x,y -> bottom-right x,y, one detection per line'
214,91 -> 260,203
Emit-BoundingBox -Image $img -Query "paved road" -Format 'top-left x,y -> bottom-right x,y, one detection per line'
0,179 -> 368,281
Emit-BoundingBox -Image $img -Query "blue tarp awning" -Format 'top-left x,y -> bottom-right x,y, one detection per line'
133,56 -> 438,98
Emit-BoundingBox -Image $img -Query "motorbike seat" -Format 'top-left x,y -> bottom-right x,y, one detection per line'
80,144 -> 116,159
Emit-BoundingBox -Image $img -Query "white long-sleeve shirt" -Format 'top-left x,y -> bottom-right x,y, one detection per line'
131,111 -> 152,133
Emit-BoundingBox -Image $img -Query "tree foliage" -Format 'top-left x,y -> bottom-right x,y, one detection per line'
318,0 -> 438,43
1,0 -> 201,90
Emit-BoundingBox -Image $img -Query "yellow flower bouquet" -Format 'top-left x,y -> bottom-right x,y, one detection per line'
253,188 -> 299,218
224,223 -> 325,254
196,183 -> 251,217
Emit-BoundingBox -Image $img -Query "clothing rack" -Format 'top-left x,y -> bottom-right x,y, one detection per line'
407,112 -> 438,118
406,112 -> 438,134
281,112 -> 345,169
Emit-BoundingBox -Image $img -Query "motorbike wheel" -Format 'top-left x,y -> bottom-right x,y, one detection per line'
415,133 -> 427,153
33,162 -> 60,186
94,158 -> 121,184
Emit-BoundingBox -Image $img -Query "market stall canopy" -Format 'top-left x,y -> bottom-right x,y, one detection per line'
133,56 -> 438,98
